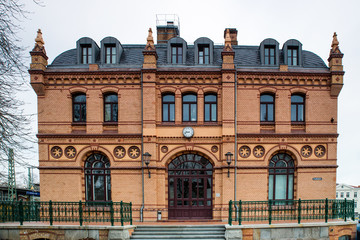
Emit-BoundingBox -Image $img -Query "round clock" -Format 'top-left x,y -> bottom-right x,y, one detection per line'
182,127 -> 194,138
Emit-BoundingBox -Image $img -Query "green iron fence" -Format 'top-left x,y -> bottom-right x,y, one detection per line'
228,198 -> 355,225
0,200 -> 132,226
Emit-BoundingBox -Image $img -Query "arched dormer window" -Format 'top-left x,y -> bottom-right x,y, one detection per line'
194,37 -> 214,65
283,39 -> 302,66
167,37 -> 187,64
259,38 -> 279,66
100,37 -> 123,64
76,37 -> 100,64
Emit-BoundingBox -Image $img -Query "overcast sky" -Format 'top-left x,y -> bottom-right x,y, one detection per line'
15,0 -> 360,186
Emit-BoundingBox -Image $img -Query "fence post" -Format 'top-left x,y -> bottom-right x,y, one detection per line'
325,198 -> 328,223
352,199 -> 355,221
228,200 -> 233,226
19,200 -> 24,226
110,201 -> 114,226
297,198 -> 301,224
79,200 -> 83,226
238,200 -> 242,225
268,199 -> 272,225
130,202 -> 133,225
49,200 -> 53,226
344,198 -> 347,222
120,201 -> 124,226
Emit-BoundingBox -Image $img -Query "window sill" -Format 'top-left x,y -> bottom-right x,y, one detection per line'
260,122 -> 275,125
291,122 -> 305,125
72,122 -> 86,126
103,122 -> 118,126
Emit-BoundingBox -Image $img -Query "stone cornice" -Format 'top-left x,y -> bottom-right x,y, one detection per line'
237,133 -> 339,138
36,133 -> 142,139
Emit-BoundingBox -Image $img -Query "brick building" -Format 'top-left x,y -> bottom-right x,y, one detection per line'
29,20 -> 344,221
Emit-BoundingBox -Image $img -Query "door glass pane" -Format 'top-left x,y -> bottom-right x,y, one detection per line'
199,178 -> 204,198
192,201 -> 197,206
275,175 -> 286,200
184,178 -> 189,198
269,175 -> 274,200
207,178 -> 211,198
184,201 -> 189,206
170,200 -> 174,206
177,178 -> 182,198
207,200 -> 211,206
192,178 -> 197,198
177,200 -> 182,206
288,175 -> 293,199
169,178 -> 174,199
198,201 -> 204,206
94,175 -> 105,201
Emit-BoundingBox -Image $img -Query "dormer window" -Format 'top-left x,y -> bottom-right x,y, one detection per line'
81,45 -> 92,64
105,44 -> 116,64
264,46 -> 276,65
287,47 -> 298,66
198,45 -> 209,64
171,44 -> 183,63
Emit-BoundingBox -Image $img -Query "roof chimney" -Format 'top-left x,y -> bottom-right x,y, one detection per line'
224,28 -> 238,46
156,14 -> 180,44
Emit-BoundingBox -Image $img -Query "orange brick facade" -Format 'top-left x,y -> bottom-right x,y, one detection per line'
29,28 -> 344,221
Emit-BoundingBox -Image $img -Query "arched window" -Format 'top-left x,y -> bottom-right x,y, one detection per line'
104,93 -> 118,122
85,153 -> 111,201
269,153 -> 295,201
260,94 -> 274,122
73,93 -> 86,122
182,93 -> 197,122
204,94 -> 217,122
162,94 -> 175,122
291,94 -> 305,122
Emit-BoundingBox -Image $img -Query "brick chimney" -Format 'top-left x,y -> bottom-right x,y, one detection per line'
156,21 -> 180,44
224,28 -> 238,46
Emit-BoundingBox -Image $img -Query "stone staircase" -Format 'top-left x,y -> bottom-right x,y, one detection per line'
130,225 -> 226,240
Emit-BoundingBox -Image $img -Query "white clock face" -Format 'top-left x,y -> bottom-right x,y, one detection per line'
183,127 -> 194,138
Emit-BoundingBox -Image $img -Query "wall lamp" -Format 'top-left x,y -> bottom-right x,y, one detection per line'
143,152 -> 151,178
225,152 -> 233,178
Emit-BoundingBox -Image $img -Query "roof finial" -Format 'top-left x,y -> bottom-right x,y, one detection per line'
35,29 -> 45,48
145,28 -> 155,50
224,28 -> 233,51
330,32 -> 341,54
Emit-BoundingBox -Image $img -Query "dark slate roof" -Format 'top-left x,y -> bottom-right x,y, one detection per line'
49,44 -> 328,69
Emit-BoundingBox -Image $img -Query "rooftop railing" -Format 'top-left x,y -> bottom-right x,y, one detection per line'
228,198 -> 355,225
0,200 -> 132,226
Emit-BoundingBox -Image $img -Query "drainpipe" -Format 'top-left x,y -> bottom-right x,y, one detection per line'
140,71 -> 144,222
234,69 -> 238,218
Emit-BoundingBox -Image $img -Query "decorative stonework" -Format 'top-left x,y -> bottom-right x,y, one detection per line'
239,145 -> 251,158
314,145 -> 326,157
253,145 -> 265,158
301,145 -> 312,158
64,146 -> 76,158
211,145 -> 218,153
161,146 -> 168,153
114,146 -> 126,159
128,146 -> 140,159
50,146 -> 62,159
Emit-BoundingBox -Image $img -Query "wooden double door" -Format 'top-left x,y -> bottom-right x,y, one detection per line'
168,153 -> 213,219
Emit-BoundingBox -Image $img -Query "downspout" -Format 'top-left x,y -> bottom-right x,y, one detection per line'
234,68 -> 238,217
140,71 -> 144,222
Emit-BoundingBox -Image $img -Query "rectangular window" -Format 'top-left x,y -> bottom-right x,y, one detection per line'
355,192 -> 358,198
105,45 -> 116,64
341,192 -> 344,198
171,45 -> 183,64
288,47 -> 298,66
346,192 -> 350,198
264,46 -> 275,65
260,94 -> 274,122
162,95 -> 175,122
204,94 -> 217,122
198,45 -> 209,64
336,192 -> 338,198
81,45 -> 92,64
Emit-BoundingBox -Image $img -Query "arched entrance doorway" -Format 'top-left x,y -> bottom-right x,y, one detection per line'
168,153 -> 213,219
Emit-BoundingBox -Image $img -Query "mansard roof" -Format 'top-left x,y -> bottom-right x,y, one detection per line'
49,43 -> 328,70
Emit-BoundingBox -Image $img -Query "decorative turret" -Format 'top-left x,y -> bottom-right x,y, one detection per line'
30,29 -> 48,96
143,28 -> 158,69
328,32 -> 344,97
221,28 -> 235,70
